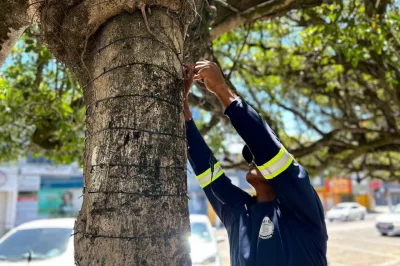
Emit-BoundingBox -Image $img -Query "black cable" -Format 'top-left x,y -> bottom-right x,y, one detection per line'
209,154 -> 225,204
85,191 -> 187,197
82,62 -> 179,89
79,190 -> 187,199
89,163 -> 185,170
84,127 -> 186,141
72,229 -> 181,241
75,35 -> 182,66
85,93 -> 183,113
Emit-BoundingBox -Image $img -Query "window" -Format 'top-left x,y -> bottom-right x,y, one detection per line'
0,228 -> 72,261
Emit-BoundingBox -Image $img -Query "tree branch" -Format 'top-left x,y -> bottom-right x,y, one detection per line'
199,115 -> 220,135
0,0 -> 30,67
211,0 -> 324,39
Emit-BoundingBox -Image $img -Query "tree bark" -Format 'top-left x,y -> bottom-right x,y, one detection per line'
0,0 -> 30,66
73,11 -> 191,266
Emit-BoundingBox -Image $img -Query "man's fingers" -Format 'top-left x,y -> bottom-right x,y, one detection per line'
194,64 -> 207,71
196,60 -> 218,69
194,66 -> 210,74
193,74 -> 202,80
196,60 -> 211,64
195,61 -> 211,68
193,74 -> 204,83
193,67 -> 208,77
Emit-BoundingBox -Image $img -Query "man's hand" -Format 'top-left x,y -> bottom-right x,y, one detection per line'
194,60 -> 237,108
194,60 -> 229,94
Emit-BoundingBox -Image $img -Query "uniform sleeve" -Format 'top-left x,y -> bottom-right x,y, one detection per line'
224,98 -> 325,229
186,119 -> 251,226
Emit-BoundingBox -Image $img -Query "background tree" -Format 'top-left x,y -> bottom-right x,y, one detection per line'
3,1 -> 399,183
211,0 -> 400,181
0,26 -> 84,162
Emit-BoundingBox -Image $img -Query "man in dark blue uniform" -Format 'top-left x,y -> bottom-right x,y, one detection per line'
184,61 -> 328,266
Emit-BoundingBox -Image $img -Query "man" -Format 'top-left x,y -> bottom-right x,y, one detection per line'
58,191 -> 74,217
184,61 -> 328,266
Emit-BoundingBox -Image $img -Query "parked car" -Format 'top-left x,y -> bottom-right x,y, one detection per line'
190,214 -> 222,266
0,215 -> 222,266
376,204 -> 400,236
0,218 -> 75,265
326,202 -> 367,222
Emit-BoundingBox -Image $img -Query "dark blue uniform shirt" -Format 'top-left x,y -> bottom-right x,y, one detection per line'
186,98 -> 328,266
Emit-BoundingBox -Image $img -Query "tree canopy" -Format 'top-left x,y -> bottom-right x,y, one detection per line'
0,26 -> 84,163
212,0 -> 400,181
1,0 -> 399,180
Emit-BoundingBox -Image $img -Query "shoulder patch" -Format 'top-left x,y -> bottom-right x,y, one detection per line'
259,216 -> 274,239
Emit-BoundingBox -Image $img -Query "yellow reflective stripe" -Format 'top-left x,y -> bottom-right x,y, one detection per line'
196,162 -> 224,188
199,169 -> 224,188
257,147 -> 285,171
196,162 -> 221,180
263,156 -> 293,180
256,147 -> 294,180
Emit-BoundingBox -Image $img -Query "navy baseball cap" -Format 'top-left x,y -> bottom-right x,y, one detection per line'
242,145 -> 254,165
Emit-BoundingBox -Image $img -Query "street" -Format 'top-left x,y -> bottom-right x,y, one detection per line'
217,214 -> 400,266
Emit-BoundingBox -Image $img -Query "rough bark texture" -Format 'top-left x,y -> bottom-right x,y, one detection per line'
0,0 -> 29,66
73,11 -> 190,266
29,0 -> 197,68
29,1 -> 196,264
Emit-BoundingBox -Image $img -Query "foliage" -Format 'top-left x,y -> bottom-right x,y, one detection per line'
0,26 -> 84,164
212,0 -> 400,180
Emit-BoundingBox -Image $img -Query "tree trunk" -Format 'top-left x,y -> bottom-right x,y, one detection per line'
73,11 -> 191,265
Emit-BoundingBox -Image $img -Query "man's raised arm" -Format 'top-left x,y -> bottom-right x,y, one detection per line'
193,61 -> 326,229
184,65 -> 250,227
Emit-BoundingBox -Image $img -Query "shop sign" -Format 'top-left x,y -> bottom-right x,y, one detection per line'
328,178 -> 352,194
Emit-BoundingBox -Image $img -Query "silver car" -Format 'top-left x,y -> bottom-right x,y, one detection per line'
326,202 -> 367,222
190,214 -> 223,266
0,218 -> 75,265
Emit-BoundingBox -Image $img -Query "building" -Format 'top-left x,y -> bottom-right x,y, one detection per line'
0,158 -> 83,235
370,179 -> 400,207
0,165 -> 18,236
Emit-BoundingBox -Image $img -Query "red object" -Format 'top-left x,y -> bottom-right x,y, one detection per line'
369,179 -> 381,190
17,196 -> 38,202
325,180 -> 331,192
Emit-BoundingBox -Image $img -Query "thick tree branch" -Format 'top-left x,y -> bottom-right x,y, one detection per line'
199,115 -> 220,135
0,0 -> 31,67
211,0 -> 324,39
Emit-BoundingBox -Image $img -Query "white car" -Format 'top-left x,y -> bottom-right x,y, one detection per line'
0,218 -> 75,265
376,204 -> 400,236
326,202 -> 367,222
0,216 -> 222,266
190,214 -> 222,266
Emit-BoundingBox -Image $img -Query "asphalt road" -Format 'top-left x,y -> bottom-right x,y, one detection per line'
217,214 -> 400,266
